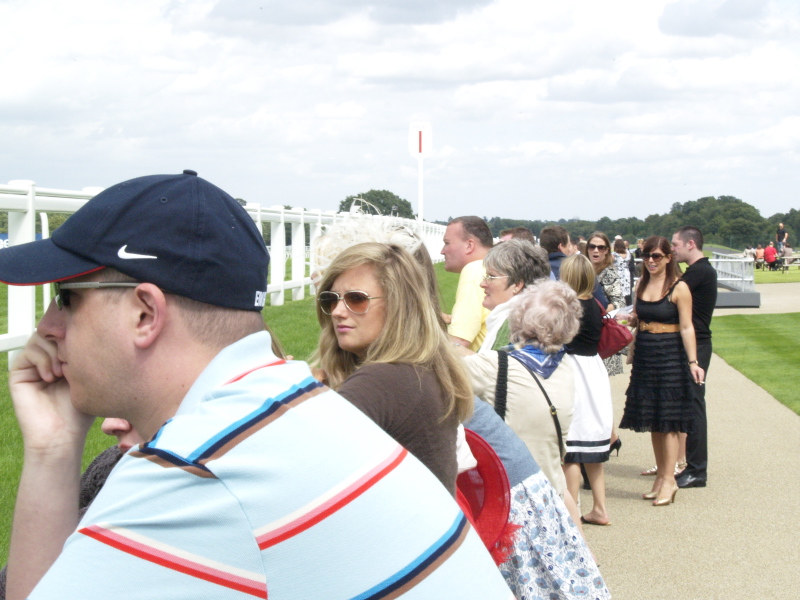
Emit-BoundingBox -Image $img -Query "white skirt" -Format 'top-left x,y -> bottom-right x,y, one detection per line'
563,354 -> 613,464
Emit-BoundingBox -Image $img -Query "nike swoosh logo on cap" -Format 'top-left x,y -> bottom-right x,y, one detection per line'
117,245 -> 157,260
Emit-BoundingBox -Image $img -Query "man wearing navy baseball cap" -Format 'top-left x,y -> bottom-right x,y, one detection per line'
2,172 -> 510,599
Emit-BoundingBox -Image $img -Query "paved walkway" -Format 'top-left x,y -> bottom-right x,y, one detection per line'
581,283 -> 800,599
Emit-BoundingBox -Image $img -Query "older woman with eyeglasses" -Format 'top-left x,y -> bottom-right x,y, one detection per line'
620,236 -> 704,507
476,238 -> 552,352
314,242 -> 473,495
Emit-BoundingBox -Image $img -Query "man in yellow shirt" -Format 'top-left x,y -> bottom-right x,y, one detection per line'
441,216 -> 493,351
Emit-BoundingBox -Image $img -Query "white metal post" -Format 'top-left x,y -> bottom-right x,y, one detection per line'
40,212 -> 51,307
291,209 -> 306,301
269,207 -> 287,306
417,157 -> 424,223
7,180 -> 37,365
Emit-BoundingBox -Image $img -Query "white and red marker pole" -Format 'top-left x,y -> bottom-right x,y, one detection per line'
408,122 -> 432,222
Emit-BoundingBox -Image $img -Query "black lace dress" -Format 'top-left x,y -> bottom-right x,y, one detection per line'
619,287 -> 695,433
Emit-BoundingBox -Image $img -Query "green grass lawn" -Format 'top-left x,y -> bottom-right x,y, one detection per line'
753,267 -> 800,284
711,313 -> 800,415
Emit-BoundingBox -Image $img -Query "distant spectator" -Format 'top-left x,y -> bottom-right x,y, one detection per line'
634,239 -> 644,260
499,226 -> 535,243
776,223 -> 788,252
764,241 -> 779,270
782,243 -> 794,265
540,225 -> 572,278
613,238 -> 633,306
755,244 -> 765,269
634,238 -> 645,277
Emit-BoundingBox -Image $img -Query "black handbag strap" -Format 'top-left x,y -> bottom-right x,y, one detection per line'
494,350 -> 565,459
494,350 -> 509,420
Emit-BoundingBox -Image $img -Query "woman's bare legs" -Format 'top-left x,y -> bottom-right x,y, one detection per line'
652,431 -> 679,505
581,463 -> 611,525
677,432 -> 687,472
562,488 -> 585,536
646,432 -> 664,496
563,462 -> 581,512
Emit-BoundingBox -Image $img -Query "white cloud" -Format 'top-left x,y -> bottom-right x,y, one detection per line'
0,0 -> 798,223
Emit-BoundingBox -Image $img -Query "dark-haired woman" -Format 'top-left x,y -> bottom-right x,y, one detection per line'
583,231 -> 624,377
619,236 -> 704,507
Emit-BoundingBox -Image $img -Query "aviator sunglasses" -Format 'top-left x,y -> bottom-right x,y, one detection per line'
318,290 -> 383,315
587,243 -> 607,251
53,281 -> 141,309
641,252 -> 667,263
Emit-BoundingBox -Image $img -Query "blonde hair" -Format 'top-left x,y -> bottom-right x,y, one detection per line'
560,253 -> 596,299
315,243 -> 473,423
508,280 -> 582,353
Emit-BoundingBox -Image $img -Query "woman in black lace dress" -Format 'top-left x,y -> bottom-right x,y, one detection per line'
619,236 -> 705,507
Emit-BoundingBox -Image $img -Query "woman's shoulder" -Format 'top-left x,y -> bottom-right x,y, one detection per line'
580,296 -> 602,314
670,279 -> 691,300
340,363 -> 432,412
358,361 -> 413,372
352,362 -> 419,381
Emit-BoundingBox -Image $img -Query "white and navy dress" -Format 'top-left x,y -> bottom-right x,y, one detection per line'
563,298 -> 613,463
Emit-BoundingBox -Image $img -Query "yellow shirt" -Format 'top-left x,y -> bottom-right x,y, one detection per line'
447,260 -> 490,351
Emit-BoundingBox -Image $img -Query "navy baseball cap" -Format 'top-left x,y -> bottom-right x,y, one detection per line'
0,170 -> 270,311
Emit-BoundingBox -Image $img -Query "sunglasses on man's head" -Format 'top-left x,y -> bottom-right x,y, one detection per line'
587,243 -> 607,251
641,252 -> 667,263
52,281 -> 141,309
318,290 -> 383,315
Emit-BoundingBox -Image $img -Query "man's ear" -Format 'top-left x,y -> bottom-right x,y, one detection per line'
464,237 -> 476,254
130,284 -> 168,350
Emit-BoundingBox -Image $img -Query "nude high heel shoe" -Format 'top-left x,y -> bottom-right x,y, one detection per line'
653,486 -> 678,507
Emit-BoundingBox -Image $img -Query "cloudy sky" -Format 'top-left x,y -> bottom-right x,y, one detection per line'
2,0 -> 798,222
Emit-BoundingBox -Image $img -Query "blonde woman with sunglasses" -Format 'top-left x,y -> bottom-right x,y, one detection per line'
315,242 -> 472,496
619,236 -> 705,507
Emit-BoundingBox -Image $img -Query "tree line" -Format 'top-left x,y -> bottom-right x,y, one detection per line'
3,192 -> 794,252
476,195 -> 796,250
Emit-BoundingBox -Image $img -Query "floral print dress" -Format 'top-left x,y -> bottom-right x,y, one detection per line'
597,266 -> 624,376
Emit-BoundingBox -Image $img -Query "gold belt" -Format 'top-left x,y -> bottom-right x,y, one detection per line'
638,321 -> 680,334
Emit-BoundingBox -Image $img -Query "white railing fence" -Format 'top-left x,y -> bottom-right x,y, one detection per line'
710,251 -> 756,292
0,180 -> 445,358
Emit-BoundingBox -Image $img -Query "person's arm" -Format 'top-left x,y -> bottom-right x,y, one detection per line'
461,352 -> 498,401
674,283 -> 704,385
592,281 -> 608,309
448,334 -> 471,347
6,333 -> 94,600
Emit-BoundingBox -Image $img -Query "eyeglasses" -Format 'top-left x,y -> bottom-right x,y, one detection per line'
587,243 -> 608,251
53,281 -> 141,310
481,274 -> 510,283
641,252 -> 667,263
318,290 -> 383,315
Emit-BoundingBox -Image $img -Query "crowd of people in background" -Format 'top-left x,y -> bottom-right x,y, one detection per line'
743,222 -> 794,270
1,173 -> 723,600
